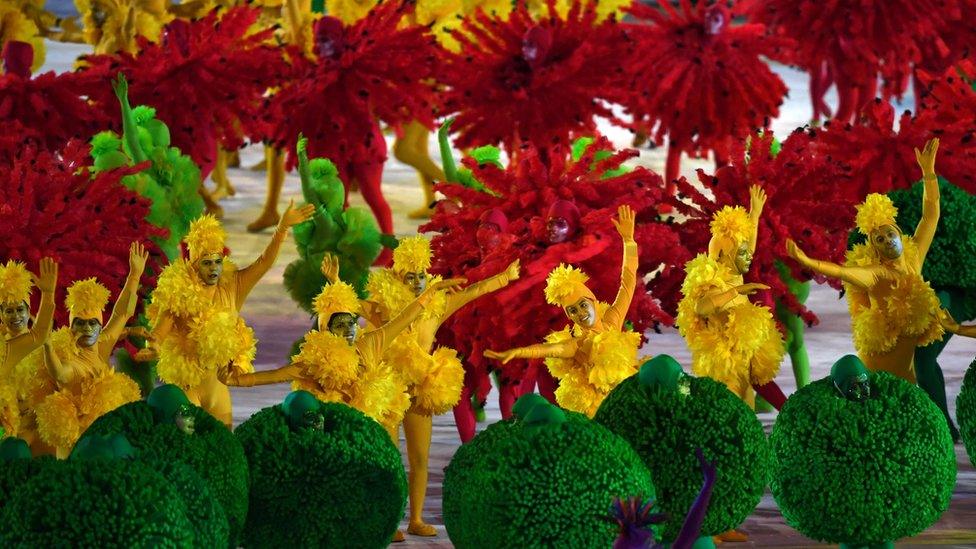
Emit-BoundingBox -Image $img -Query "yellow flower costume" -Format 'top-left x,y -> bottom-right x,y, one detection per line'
676,203 -> 785,408
74,0 -> 171,54
34,278 -> 141,457
0,259 -> 56,446
148,214 -> 292,427
790,190 -> 943,383
1,2 -> 45,71
485,208 -> 640,418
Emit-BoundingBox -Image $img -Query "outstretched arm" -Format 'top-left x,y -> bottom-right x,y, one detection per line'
444,260 -> 520,318
671,449 -> 716,549
785,239 -> 877,290
484,339 -> 579,363
4,259 -> 58,370
238,200 -> 315,301
366,278 -> 467,354
113,74 -> 148,164
438,118 -> 460,183
695,283 -> 770,317
223,364 -> 302,387
913,138 -> 940,262
604,205 -> 638,330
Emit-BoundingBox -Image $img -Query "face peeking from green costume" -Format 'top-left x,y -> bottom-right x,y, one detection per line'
0,437 -> 31,461
830,355 -> 872,402
1,300 -> 29,333
148,384 -> 197,435
283,391 -> 326,433
638,355 -> 688,395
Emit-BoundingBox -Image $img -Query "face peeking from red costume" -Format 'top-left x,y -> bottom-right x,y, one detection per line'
2,41 -> 33,79
546,200 -> 580,244
164,19 -> 192,57
477,209 -> 509,254
314,17 -> 345,60
522,26 -> 552,68
704,4 -> 729,35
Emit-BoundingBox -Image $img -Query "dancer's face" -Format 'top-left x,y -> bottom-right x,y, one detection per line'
196,254 -> 224,286
71,317 -> 102,348
565,297 -> 596,328
870,224 -> 903,260
546,217 -> 572,244
175,404 -> 196,435
1,301 -> 29,333
328,313 -> 359,345
476,223 -> 502,253
835,373 -> 871,402
402,271 -> 428,297
733,242 -> 753,274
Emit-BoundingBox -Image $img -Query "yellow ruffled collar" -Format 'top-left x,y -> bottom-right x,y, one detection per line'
148,258 -> 238,320
365,269 -> 446,323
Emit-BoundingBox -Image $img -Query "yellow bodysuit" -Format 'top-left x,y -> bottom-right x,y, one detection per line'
74,0 -> 170,54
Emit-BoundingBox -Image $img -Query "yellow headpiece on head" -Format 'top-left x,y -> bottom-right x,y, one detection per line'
0,261 -> 34,305
313,281 -> 362,328
545,264 -> 596,308
185,215 -> 227,263
392,236 -> 432,274
66,278 -> 110,323
855,193 -> 899,236
708,206 -> 752,257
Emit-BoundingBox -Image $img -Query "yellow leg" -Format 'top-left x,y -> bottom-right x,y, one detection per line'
184,375 -> 233,429
248,145 -> 269,171
386,422 -> 406,542
404,411 -> 437,536
247,147 -> 284,233
211,149 -> 238,200
392,121 -> 443,220
227,149 -> 241,168
199,185 -> 224,219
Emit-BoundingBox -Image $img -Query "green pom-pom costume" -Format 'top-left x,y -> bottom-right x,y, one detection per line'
594,357 -> 771,545
234,392 -> 407,548
82,385 -> 249,546
770,356 -> 955,547
443,396 -> 653,548
957,360 -> 976,466
283,136 -> 394,311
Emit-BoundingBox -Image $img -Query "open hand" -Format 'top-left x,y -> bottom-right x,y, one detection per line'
612,205 -> 636,241
129,242 -> 149,275
749,185 -> 767,220
940,310 -> 961,334
112,73 -> 129,102
278,199 -> 315,229
133,347 -> 159,362
320,253 -> 340,283
297,134 -> 308,159
736,283 -> 769,295
34,257 -> 58,294
484,349 -> 516,364
915,138 -> 940,177
505,259 -> 521,281
123,326 -> 151,340
785,239 -> 806,262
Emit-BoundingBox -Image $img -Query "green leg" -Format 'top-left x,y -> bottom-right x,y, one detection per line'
916,289 -> 964,441
782,308 -> 811,389
115,348 -> 156,398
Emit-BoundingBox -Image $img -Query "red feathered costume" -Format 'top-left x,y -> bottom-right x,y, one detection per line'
0,41 -> 106,157
913,60 -> 976,192
0,140 -> 165,328
746,0 -> 952,124
264,1 -> 439,237
437,0 -> 636,164
81,8 -> 286,178
422,138 -> 681,441
621,0 -> 789,191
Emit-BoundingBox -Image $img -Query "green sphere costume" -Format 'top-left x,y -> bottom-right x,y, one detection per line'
234,391 -> 407,548
770,356 -> 955,547
83,385 -> 248,546
443,394 -> 654,548
594,356 -> 771,545
957,360 -> 976,466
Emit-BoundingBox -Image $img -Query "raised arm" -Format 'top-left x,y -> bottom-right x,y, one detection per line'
222,364 -> 301,387
444,260 -> 520,318
604,205 -> 638,330
438,118 -> 460,183
747,185 -> 766,254
913,138 -> 940,262
297,135 -> 315,203
102,243 -> 148,347
4,259 -> 58,369
484,339 -> 579,362
366,278 -> 467,354
786,239 -> 877,290
237,200 -> 314,301
113,74 -> 148,164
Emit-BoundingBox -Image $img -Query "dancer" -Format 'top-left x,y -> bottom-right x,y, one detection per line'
361,236 -> 519,539
144,206 -> 312,427
676,186 -> 787,414
485,205 -> 641,417
786,139 -> 943,382
34,244 -> 148,457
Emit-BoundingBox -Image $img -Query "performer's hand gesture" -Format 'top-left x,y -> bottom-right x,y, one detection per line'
278,199 -> 315,230
749,185 -> 767,222
484,349 -> 516,364
320,253 -> 340,283
34,258 -> 59,294
915,138 -> 939,177
129,242 -> 149,276
613,205 -> 635,241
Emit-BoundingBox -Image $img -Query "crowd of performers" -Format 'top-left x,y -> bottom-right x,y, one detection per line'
2,0 -> 976,545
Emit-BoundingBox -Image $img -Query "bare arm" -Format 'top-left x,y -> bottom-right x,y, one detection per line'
5,259 -> 58,367
222,364 -> 301,387
438,118 -> 460,183
113,75 -> 148,163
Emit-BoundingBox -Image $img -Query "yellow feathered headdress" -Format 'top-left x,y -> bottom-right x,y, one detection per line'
855,193 -> 899,236
545,264 -> 596,308
393,236 -> 432,274
708,206 -> 752,257
0,261 -> 33,305
66,278 -> 110,323
185,215 -> 227,263
313,281 -> 362,328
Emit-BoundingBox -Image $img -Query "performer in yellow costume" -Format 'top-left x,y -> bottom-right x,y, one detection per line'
144,205 -> 312,427
73,0 -> 171,54
0,2 -> 46,71
787,138 -> 944,383
0,258 -> 57,438
359,236 -> 519,539
32,244 -> 147,458
485,205 -> 641,418
676,186 -> 785,410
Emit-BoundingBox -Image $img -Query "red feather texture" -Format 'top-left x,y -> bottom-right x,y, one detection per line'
422,138 -> 683,385
914,60 -> 976,192
438,0 -> 636,159
0,141 -> 165,327
266,0 -> 439,170
81,7 -> 287,177
0,66 -> 107,155
745,0 -> 950,100
622,0 -> 789,158
659,131 -> 857,325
